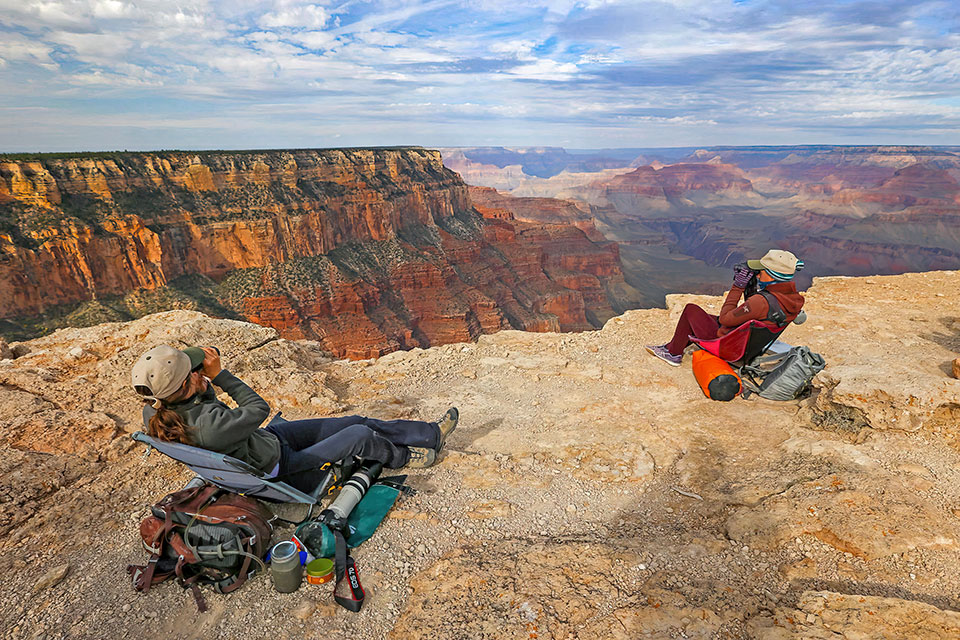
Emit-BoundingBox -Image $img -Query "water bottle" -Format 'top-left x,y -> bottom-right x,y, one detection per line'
270,540 -> 302,593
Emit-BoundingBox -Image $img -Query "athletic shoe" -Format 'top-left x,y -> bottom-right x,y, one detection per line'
437,407 -> 459,449
406,446 -> 437,469
645,344 -> 682,367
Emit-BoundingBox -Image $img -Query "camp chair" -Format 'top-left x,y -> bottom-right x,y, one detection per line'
689,319 -> 786,369
131,431 -> 343,524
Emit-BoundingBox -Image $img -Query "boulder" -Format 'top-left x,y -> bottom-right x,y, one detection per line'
748,590 -> 960,639
33,563 -> 70,593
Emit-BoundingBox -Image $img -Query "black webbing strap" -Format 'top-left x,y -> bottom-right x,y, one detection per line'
759,290 -> 788,327
332,528 -> 365,612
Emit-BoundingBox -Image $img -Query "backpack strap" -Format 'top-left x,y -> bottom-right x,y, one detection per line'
332,528 -> 366,612
742,350 -> 790,371
759,291 -> 788,328
739,349 -> 793,398
127,556 -> 160,593
176,570 -> 209,613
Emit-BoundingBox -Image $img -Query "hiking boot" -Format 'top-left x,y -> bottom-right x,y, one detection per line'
437,407 -> 459,448
406,446 -> 437,469
645,344 -> 682,367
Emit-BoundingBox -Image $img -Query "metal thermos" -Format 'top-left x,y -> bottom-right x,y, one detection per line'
325,461 -> 384,521
270,541 -> 302,593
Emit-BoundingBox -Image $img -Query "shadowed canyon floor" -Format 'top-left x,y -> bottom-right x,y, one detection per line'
1,271 -> 959,639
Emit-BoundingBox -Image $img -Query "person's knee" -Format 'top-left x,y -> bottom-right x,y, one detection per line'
683,303 -> 703,314
340,423 -> 398,465
341,423 -> 375,441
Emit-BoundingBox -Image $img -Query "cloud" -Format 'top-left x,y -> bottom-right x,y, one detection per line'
286,30 -> 339,50
1,0 -> 959,149
0,33 -> 58,69
258,3 -> 329,29
508,58 -> 578,80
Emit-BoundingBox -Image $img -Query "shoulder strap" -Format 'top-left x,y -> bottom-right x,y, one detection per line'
759,291 -> 787,327
743,350 -> 790,371
332,528 -> 366,612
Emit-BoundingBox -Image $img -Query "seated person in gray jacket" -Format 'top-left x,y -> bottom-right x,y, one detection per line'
131,345 -> 458,493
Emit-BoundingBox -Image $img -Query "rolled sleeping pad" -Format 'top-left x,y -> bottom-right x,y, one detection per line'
692,349 -> 742,401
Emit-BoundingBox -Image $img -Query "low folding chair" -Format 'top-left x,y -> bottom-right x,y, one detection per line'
131,431 -> 343,524
690,319 -> 786,368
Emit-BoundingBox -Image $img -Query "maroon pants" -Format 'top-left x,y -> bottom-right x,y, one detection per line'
666,304 -> 720,355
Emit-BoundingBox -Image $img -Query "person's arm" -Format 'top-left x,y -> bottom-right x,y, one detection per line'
192,369 -> 271,450
718,288 -> 769,327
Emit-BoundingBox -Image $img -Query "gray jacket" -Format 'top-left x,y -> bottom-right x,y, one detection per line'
142,369 -> 280,472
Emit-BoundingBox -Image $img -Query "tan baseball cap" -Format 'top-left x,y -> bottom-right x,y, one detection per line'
131,345 -> 205,401
747,249 -> 799,277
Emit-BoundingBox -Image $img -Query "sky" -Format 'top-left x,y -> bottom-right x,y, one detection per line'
2,0 -> 960,151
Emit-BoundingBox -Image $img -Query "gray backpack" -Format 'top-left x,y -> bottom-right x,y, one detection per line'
741,346 -> 825,400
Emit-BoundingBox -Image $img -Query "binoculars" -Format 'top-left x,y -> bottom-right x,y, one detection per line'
191,345 -> 220,372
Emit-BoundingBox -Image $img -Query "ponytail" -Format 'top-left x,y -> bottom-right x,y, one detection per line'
147,401 -> 192,444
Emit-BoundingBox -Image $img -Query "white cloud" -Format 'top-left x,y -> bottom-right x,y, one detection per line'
209,50 -> 282,75
91,0 -> 133,18
50,30 -> 133,59
288,30 -> 338,50
507,59 -> 578,80
0,33 -> 58,69
489,40 -> 537,57
354,30 -> 410,47
258,4 -> 329,29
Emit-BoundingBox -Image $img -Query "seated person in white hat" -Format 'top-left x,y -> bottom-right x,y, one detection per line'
646,249 -> 805,366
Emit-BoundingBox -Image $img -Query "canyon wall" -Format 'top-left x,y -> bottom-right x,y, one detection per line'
446,146 -> 960,297
0,149 -> 631,357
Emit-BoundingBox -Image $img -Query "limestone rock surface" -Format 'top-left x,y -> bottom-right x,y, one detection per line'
1,271 -> 959,640
748,590 -> 960,639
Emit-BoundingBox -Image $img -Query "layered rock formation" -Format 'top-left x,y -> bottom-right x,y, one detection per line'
445,146 -> 960,297
596,162 -> 754,200
0,149 -> 633,357
1,270 -> 958,639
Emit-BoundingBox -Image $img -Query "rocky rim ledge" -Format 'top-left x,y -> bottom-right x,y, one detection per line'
1,270 -> 958,640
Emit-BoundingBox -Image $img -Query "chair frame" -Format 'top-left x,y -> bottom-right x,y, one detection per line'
131,431 -> 342,524
690,319 -> 786,369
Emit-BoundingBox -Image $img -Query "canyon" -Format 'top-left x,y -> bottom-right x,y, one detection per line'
445,145 -> 960,302
0,149 -> 633,357
1,270 -> 958,638
7,144 -> 956,356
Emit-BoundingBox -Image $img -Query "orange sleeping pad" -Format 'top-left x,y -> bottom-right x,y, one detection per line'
692,349 -> 742,401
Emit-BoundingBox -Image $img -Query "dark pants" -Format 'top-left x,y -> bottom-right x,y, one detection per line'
264,414 -> 441,493
666,304 -> 721,356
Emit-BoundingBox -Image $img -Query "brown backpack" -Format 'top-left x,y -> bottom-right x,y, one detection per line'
128,482 -> 273,611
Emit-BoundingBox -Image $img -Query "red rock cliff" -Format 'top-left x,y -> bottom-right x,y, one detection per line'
0,148 -> 631,357
597,163 -> 754,200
